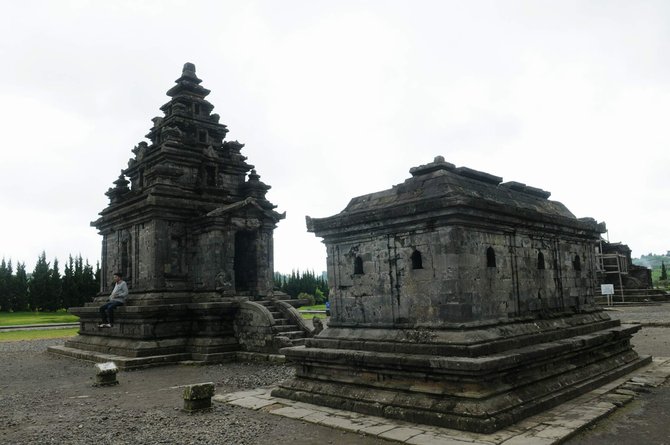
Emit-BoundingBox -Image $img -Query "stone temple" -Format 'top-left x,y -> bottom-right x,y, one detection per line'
274,156 -> 650,433
49,64 -> 312,368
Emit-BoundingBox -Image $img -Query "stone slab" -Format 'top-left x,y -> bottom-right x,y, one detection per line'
227,396 -> 277,410
378,427 -> 424,442
407,433 -> 489,445
269,406 -> 314,419
357,423 -> 397,436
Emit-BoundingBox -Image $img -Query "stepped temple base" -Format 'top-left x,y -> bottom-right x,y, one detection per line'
49,293 -> 311,370
273,310 -> 651,433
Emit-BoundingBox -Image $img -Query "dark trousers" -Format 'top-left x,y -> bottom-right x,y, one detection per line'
99,301 -> 124,325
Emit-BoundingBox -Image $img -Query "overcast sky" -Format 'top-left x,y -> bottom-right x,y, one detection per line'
0,0 -> 668,275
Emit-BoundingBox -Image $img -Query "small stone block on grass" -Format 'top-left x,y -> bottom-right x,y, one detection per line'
93,362 -> 119,387
182,382 -> 215,413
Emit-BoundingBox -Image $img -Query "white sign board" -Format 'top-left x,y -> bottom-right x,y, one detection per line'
601,284 -> 615,295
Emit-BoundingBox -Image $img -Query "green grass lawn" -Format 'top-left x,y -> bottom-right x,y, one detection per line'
300,304 -> 326,311
299,303 -> 328,319
0,311 -> 79,326
301,312 -> 328,319
0,327 -> 79,342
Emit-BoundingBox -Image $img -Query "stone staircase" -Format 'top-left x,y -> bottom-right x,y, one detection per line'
257,300 -> 308,346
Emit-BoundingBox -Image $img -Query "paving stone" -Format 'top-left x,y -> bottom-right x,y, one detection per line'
358,424 -> 398,436
300,404 -> 345,415
540,417 -> 591,430
603,393 -> 633,407
630,376 -> 655,386
418,425 -> 501,444
228,396 -> 278,410
614,388 -> 637,396
533,425 -> 577,440
222,388 -> 267,400
407,433 -> 484,445
269,406 -> 314,419
317,416 -> 362,432
302,411 -> 330,423
212,393 -> 242,403
499,430 -> 556,445
379,427 -> 425,442
259,403 -> 285,413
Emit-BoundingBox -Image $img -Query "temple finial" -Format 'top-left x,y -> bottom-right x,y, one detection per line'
182,62 -> 197,79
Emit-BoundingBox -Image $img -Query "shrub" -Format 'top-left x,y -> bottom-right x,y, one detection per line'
314,288 -> 327,304
297,292 -> 315,306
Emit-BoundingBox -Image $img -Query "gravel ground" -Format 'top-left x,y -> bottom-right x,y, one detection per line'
0,339 -> 391,445
2,305 -> 669,445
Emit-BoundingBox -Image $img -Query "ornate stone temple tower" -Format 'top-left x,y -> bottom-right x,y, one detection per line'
96,62 -> 283,298
49,64 -> 312,368
274,156 -> 650,433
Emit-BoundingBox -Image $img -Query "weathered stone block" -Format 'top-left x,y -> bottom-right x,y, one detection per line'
183,382 -> 215,400
93,362 -> 119,387
182,382 -> 215,412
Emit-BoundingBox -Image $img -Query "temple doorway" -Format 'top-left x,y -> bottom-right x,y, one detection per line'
234,230 -> 258,294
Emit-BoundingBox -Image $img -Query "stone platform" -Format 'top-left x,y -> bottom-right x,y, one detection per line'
218,357 -> 670,445
273,311 -> 650,433
49,295 -> 311,369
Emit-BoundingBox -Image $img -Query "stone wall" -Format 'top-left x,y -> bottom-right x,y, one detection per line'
327,225 -> 599,326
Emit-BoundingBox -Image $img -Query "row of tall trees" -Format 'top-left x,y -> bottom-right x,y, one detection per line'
0,253 -> 99,312
3,256 -> 327,311
274,270 -> 329,303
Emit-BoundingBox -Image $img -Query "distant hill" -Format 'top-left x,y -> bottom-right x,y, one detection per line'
633,253 -> 670,270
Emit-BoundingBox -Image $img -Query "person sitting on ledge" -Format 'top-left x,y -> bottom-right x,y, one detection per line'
99,272 -> 128,328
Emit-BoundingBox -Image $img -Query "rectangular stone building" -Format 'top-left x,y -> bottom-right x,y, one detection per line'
274,156 -> 649,433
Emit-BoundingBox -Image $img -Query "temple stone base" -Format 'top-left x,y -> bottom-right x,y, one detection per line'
49,294 -> 311,370
273,310 -> 651,433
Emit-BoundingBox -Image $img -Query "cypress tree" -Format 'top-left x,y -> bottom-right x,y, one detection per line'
81,259 -> 99,303
0,259 -> 9,311
29,252 -> 50,311
662,261 -> 668,281
47,258 -> 62,310
12,262 -> 29,311
61,255 -> 77,309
